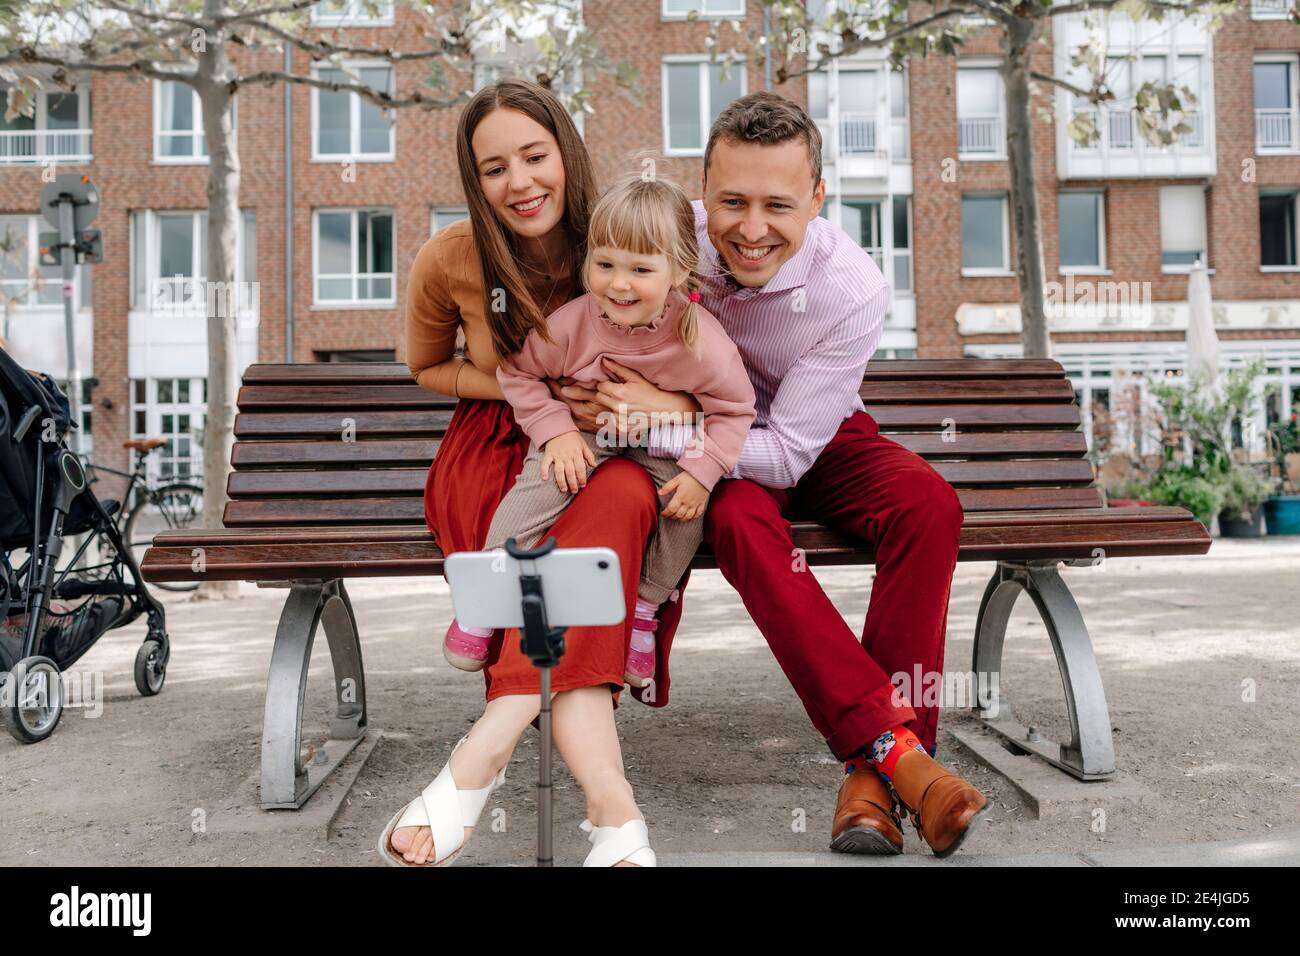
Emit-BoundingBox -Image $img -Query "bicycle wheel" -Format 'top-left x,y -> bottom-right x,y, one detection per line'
124,482 -> 205,593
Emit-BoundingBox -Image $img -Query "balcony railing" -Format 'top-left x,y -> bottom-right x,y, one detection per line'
0,129 -> 93,165
958,115 -> 1002,155
1108,109 -> 1134,149
1071,107 -> 1205,152
1256,108 -> 1296,150
840,112 -> 878,155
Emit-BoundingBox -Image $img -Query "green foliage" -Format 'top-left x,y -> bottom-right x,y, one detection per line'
1219,463 -> 1275,520
1145,467 -> 1224,526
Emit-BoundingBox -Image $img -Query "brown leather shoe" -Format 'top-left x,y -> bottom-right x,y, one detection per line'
888,749 -> 989,858
830,764 -> 904,855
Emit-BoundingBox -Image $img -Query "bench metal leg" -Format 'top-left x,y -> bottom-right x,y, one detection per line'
261,579 -> 369,809
971,560 -> 1115,780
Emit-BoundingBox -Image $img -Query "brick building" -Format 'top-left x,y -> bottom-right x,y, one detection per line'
2,0 -> 1298,484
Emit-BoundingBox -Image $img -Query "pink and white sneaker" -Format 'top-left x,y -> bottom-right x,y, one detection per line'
443,619 -> 494,672
624,610 -> 657,689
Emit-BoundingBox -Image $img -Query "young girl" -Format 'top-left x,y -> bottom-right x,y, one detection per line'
444,175 -> 756,689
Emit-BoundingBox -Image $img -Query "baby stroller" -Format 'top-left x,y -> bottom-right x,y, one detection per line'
0,345 -> 170,743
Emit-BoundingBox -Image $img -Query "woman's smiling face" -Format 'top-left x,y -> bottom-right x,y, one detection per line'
471,107 -> 567,240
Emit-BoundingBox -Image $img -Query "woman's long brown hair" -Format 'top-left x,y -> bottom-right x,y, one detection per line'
455,79 -> 596,359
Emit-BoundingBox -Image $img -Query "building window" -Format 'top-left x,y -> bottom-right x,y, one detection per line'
663,59 -> 745,155
1260,190 -> 1298,269
311,0 -> 394,25
312,65 -> 394,160
129,209 -> 256,310
956,66 -> 1004,159
892,195 -> 912,292
0,87 -> 92,165
432,206 -> 468,234
0,215 -> 91,309
662,0 -> 745,18
1058,191 -> 1105,272
842,199 -> 884,270
314,209 -> 395,304
1159,186 -> 1207,270
961,194 -> 1009,274
1251,0 -> 1291,18
131,378 -> 206,483
890,68 -> 910,160
1254,57 -> 1298,153
154,80 -> 231,162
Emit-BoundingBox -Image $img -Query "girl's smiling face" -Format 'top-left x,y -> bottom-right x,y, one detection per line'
471,107 -> 566,240
585,245 -> 681,329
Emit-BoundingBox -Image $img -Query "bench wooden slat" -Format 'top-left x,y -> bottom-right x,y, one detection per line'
232,403 -> 1083,440
859,378 -> 1075,403
222,484 -> 1107,526
238,358 -> 1071,387
227,458 -> 1097,499
227,429 -> 1090,470
141,515 -> 1209,583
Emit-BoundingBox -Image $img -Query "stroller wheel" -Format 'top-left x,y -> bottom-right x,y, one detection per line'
1,656 -> 64,744
134,639 -> 166,697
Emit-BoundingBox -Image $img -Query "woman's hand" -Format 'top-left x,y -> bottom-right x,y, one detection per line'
658,472 -> 709,521
545,359 -> 702,439
540,431 -> 597,494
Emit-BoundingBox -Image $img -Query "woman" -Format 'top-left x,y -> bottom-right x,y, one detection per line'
385,80 -> 697,866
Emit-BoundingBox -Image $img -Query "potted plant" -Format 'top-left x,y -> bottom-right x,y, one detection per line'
1218,463 -> 1275,537
1265,415 -> 1300,535
1144,465 -> 1225,528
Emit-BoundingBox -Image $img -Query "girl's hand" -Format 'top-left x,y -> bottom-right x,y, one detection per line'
594,359 -> 702,430
546,377 -> 605,434
658,472 -> 709,521
540,431 -> 597,494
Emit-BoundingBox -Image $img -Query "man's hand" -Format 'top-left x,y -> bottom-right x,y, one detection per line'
545,377 -> 605,434
540,432 -> 597,494
545,359 -> 701,439
658,471 -> 709,521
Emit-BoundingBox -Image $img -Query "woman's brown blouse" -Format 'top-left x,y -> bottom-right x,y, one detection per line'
406,218 -> 575,396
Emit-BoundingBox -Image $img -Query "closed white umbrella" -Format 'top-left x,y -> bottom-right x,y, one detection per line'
1185,257 -> 1219,387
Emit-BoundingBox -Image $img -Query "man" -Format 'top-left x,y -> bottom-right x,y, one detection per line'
556,92 -> 987,857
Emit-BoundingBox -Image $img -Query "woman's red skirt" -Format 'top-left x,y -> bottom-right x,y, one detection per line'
424,398 -> 688,703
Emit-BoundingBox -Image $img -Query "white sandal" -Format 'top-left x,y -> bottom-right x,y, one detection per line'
377,736 -> 506,867
579,818 -> 657,867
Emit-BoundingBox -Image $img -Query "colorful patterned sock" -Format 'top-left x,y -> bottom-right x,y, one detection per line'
866,725 -> 926,782
630,597 -> 658,653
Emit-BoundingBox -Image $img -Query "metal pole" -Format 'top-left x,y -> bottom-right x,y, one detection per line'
538,665 -> 552,867
57,198 -> 81,453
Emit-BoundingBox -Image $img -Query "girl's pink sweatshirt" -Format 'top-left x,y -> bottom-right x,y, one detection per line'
496,290 -> 756,491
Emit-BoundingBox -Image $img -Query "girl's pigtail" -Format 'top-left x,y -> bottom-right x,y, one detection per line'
678,271 -> 704,358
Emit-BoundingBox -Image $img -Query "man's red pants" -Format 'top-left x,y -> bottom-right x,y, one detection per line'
703,410 -> 964,760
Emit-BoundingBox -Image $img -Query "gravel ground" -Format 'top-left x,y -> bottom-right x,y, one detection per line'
1,537 -> 1297,866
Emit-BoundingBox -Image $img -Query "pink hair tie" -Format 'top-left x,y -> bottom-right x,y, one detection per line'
688,291 -> 701,302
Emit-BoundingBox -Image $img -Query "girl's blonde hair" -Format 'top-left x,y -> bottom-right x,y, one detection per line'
583,175 -> 704,355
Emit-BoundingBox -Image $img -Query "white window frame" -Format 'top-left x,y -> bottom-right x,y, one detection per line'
312,207 -> 397,306
1259,189 -> 1300,273
661,56 -> 747,156
130,209 -> 254,311
960,192 -> 1012,276
956,61 -> 1005,161
130,377 -> 207,484
311,0 -> 395,26
1058,189 -> 1107,275
0,86 -> 92,166
153,79 -> 231,164
1159,185 -> 1208,273
1251,0 -> 1291,19
1254,54 -> 1299,155
431,206 -> 468,235
311,62 -> 396,162
662,0 -> 745,20
0,214 -> 90,308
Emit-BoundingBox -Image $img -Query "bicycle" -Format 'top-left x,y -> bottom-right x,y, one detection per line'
81,438 -> 205,593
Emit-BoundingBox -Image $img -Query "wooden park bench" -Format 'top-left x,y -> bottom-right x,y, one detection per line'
141,358 -> 1211,809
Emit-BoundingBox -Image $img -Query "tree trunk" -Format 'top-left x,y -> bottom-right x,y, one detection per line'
1003,15 -> 1051,359
195,2 -> 241,598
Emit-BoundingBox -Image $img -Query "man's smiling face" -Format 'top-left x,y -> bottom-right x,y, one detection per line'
703,136 -> 826,288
